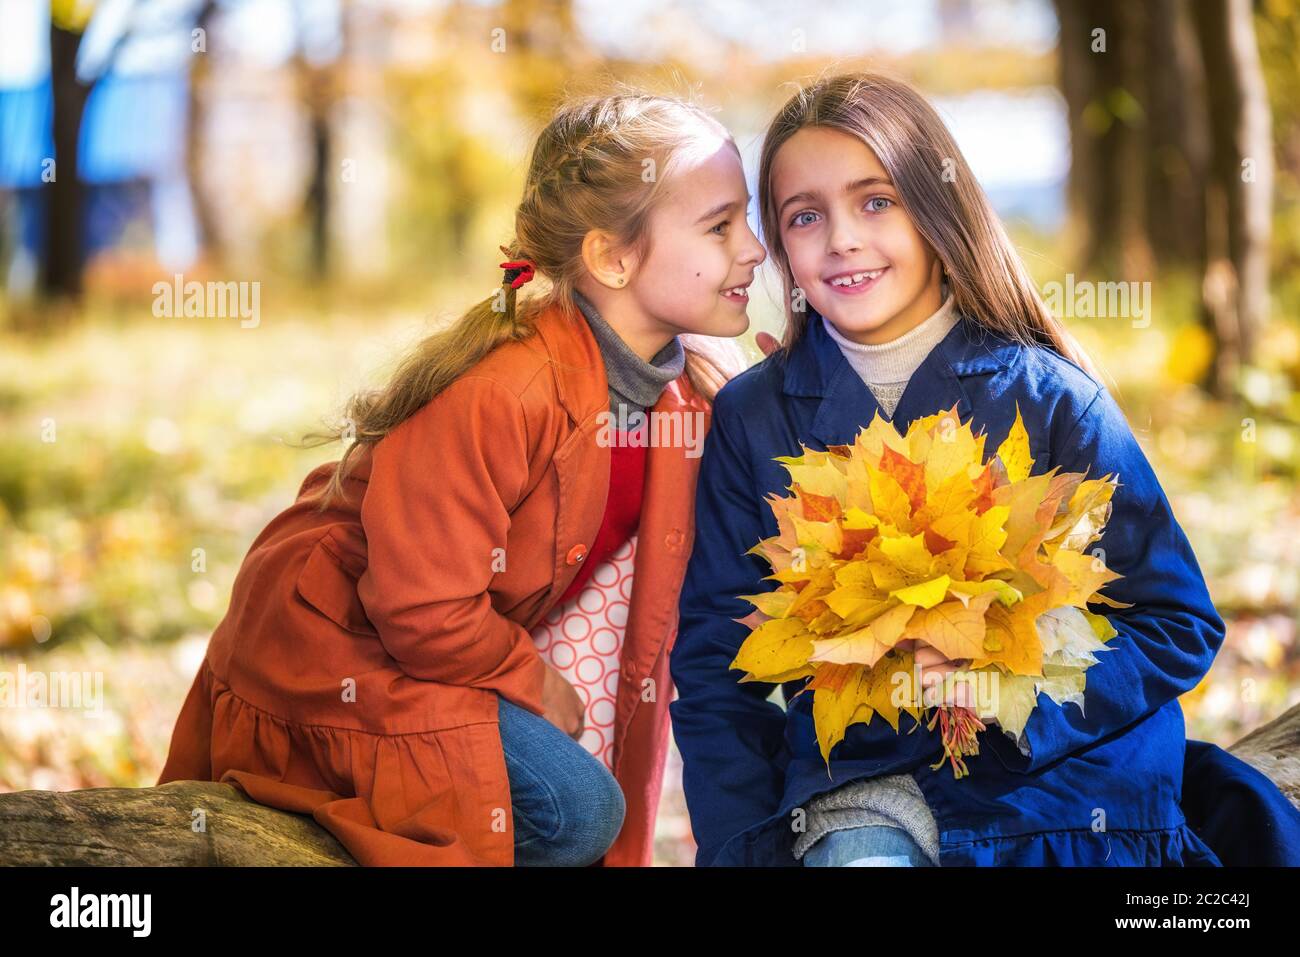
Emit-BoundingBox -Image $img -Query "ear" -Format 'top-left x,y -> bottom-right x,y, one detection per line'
580,229 -> 636,290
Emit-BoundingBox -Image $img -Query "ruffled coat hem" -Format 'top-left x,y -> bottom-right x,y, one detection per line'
158,659 -> 517,866
937,822 -> 1223,866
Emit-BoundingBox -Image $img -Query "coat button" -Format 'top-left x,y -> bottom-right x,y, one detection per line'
565,544 -> 588,565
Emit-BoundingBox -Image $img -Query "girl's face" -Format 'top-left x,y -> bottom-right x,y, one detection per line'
629,140 -> 767,338
770,126 -> 943,344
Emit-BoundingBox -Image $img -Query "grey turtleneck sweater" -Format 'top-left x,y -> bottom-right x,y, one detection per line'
572,289 -> 685,416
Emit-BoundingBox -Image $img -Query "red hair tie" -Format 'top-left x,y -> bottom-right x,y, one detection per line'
499,252 -> 536,290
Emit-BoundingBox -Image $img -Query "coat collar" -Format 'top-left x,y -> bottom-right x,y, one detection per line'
532,297 -> 704,423
782,306 -> 1021,447
531,299 -> 610,425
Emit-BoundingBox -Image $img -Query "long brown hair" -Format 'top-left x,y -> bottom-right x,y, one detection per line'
299,90 -> 745,511
757,71 -> 1099,378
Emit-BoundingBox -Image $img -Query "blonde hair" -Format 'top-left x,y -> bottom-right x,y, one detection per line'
758,71 -> 1099,378
301,90 -> 745,511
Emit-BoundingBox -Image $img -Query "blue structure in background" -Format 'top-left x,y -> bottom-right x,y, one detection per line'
0,69 -> 197,291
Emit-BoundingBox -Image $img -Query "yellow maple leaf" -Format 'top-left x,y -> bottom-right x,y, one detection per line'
810,602 -> 916,667
902,593 -> 995,660
996,402 -> 1035,482
868,468 -> 914,531
730,617 -> 816,683
889,574 -> 952,608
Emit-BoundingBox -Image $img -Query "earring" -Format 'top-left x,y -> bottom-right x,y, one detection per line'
617,277 -> 625,286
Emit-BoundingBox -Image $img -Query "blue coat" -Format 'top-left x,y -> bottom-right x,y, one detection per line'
670,307 -> 1300,866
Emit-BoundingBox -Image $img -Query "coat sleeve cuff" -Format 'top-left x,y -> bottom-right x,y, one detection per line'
984,700 -> 1072,774
490,635 -> 549,719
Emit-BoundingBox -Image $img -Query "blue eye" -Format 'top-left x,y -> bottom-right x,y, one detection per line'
866,196 -> 894,213
710,220 -> 730,235
790,211 -> 819,228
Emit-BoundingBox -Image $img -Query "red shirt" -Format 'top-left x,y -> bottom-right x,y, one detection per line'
556,431 -> 647,604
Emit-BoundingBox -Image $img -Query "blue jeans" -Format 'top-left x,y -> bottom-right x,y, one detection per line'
496,694 -> 626,866
802,824 -> 937,867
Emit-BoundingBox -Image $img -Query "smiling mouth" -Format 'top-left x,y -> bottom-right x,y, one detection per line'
825,267 -> 888,290
721,285 -> 750,302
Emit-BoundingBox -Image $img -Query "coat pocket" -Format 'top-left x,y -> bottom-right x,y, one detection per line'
295,533 -> 379,636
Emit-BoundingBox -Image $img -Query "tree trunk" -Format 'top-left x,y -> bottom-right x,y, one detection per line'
1052,0 -> 1150,278
186,1 -> 222,268
1192,0 -> 1274,396
1140,0 -> 1209,270
40,23 -> 92,302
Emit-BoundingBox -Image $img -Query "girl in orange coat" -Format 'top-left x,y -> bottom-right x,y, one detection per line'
157,91 -> 766,866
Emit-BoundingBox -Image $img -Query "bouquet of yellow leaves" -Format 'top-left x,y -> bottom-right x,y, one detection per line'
730,403 -> 1128,778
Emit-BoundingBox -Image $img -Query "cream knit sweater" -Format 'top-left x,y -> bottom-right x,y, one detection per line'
820,291 -> 958,418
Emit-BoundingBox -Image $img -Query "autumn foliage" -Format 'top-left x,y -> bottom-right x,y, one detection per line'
731,404 -> 1127,777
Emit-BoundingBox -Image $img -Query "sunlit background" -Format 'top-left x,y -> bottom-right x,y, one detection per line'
1,0 -> 1298,865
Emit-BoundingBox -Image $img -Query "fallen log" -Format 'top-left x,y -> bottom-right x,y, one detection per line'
1224,701 -> 1300,808
2,703 -> 1297,865
0,779 -> 356,865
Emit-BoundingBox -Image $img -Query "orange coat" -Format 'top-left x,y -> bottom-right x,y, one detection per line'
158,300 -> 725,866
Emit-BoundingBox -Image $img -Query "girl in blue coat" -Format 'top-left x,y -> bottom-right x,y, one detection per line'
670,72 -> 1300,867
